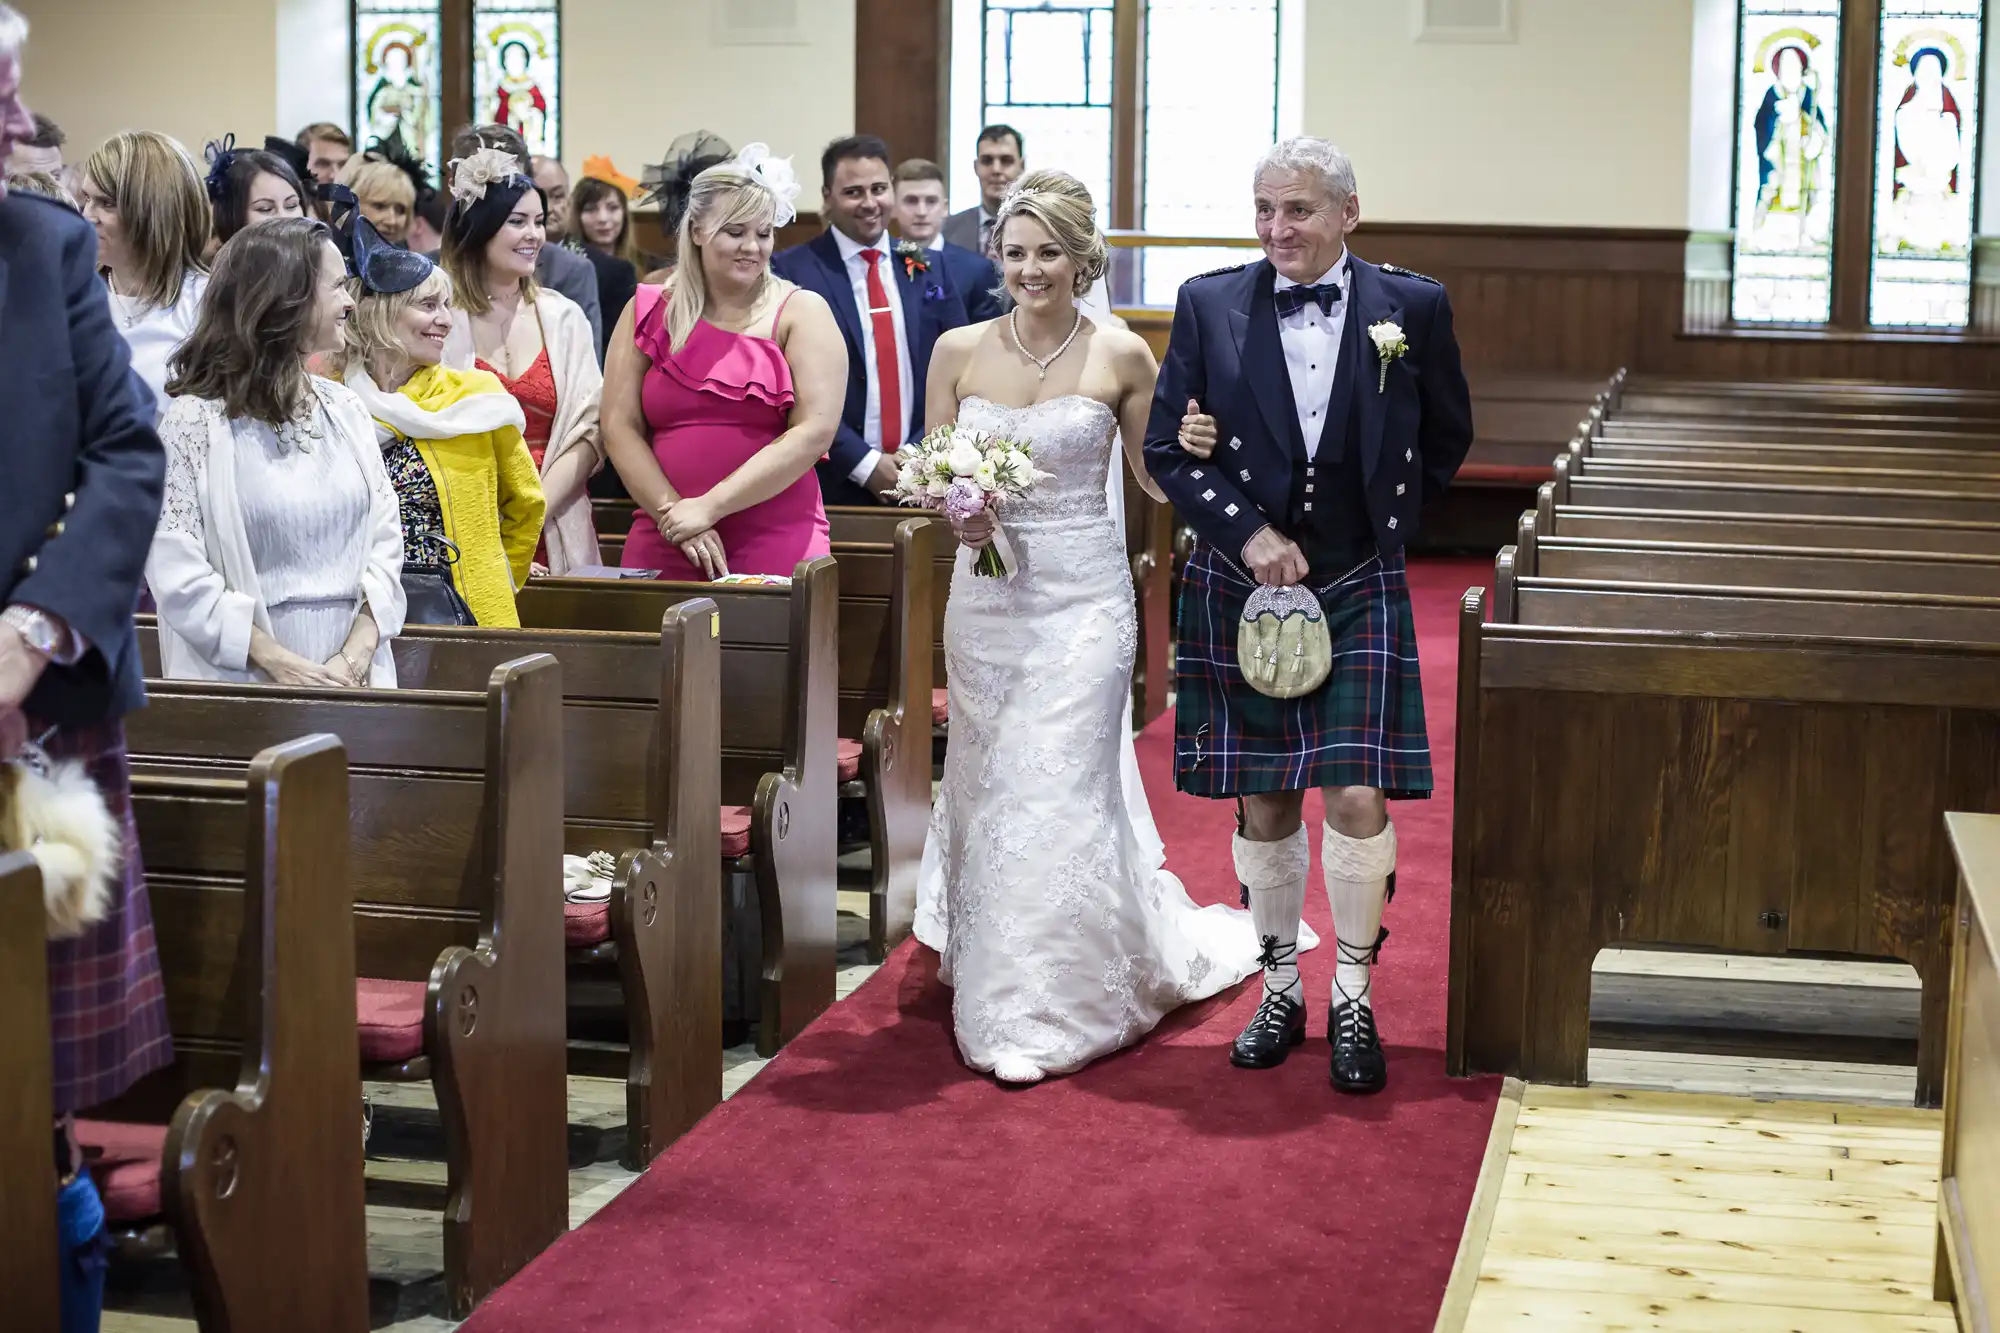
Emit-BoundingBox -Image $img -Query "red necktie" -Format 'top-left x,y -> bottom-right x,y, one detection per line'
859,248 -> 902,452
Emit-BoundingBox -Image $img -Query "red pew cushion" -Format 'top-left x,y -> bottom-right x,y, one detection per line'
75,1120 -> 167,1222
720,804 -> 751,858
566,897 -> 610,948
355,978 -> 428,1063
836,737 -> 863,782
932,689 -> 949,725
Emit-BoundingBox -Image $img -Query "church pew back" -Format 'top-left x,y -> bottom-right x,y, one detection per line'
122,737 -> 371,1330
1449,586 -> 2000,1107
0,853 -> 58,1330
390,609 -> 723,1166
122,660 -> 567,1317
1586,440 -> 2000,475
1571,455 -> 2000,496
1519,535 -> 2000,599
1558,471 -> 2000,524
517,562 -> 837,1055
1540,499 -> 2000,557
1936,812 -> 2000,1321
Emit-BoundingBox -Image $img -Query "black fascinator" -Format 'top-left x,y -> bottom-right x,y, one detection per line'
202,134 -> 244,204
263,135 -> 312,183
335,197 -> 438,295
369,128 -> 437,210
640,130 -> 733,237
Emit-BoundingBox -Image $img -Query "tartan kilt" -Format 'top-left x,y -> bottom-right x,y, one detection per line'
1172,542 -> 1433,799
35,716 -> 174,1113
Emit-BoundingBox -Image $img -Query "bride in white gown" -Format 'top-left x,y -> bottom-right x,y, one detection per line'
913,170 -> 1310,1084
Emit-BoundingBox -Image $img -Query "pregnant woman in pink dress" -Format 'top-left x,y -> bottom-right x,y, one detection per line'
603,146 -> 844,580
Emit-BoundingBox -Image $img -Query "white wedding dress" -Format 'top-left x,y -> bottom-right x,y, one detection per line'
914,393 -> 1295,1081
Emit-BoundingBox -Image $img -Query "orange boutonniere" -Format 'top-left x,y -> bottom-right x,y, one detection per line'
895,239 -> 930,280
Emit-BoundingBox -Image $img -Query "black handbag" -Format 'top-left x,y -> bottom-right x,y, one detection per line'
401,534 -> 476,626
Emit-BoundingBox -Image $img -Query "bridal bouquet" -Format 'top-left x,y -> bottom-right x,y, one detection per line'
894,424 -> 1050,577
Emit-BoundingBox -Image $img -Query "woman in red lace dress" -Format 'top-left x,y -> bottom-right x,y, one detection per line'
441,146 -> 604,573
602,147 -> 844,580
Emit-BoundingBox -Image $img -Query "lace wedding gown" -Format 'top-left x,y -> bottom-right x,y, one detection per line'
914,394 -> 1289,1081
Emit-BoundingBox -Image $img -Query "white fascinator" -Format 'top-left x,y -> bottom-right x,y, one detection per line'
731,143 -> 800,228
450,147 -> 523,206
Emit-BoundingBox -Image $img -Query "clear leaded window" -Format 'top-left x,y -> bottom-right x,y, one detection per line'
981,0 -> 1116,226
1731,0 -> 1843,324
1140,0 -> 1283,305
1869,0 -> 1982,327
473,0 -> 562,162
352,0 -> 445,178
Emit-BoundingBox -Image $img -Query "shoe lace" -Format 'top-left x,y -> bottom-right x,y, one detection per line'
1244,991 -> 1297,1040
1333,998 -> 1378,1048
1254,932 -> 1296,972
1332,925 -> 1390,1009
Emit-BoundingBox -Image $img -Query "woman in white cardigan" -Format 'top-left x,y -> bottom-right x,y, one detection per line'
441,147 -> 604,574
147,217 -> 406,686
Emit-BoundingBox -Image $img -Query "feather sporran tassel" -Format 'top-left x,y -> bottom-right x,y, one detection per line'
0,757 -> 121,939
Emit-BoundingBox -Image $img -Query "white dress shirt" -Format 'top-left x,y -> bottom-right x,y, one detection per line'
1272,249 -> 1350,461
831,227 -> 914,487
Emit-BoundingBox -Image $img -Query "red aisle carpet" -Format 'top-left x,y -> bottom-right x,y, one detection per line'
465,558 -> 1498,1333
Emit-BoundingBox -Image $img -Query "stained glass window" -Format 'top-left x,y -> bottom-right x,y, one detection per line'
352,0 -> 445,180
1730,0 -> 1843,324
474,0 -> 561,162
980,0 -> 1116,226
1140,0 -> 1282,305
1869,0 -> 1981,327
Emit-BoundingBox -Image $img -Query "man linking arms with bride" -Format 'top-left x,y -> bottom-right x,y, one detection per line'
1146,137 -> 1472,1094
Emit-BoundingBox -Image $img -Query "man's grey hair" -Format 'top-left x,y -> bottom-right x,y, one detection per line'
0,4 -> 28,57
1253,137 -> 1356,203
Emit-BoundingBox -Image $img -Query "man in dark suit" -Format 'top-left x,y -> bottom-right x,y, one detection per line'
1144,136 -> 1472,1097
941,123 -> 1024,258
892,157 -> 1002,323
0,9 -> 173,1323
772,135 -> 971,507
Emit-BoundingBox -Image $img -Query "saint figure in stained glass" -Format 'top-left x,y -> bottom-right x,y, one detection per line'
1890,46 -> 1963,252
1750,41 -> 1832,249
493,40 -> 549,147
362,31 -> 431,158
473,10 -> 560,160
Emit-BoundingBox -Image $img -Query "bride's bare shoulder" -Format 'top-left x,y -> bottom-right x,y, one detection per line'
937,319 -> 1001,357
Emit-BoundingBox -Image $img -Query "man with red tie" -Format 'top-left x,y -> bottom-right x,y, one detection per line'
773,135 -> 972,507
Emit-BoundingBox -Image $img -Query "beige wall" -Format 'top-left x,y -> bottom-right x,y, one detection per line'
562,0 -> 855,187
1303,0 -> 1694,228
13,0 -> 279,162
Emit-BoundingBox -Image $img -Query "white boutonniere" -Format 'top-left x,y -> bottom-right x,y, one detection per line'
1368,320 -> 1408,394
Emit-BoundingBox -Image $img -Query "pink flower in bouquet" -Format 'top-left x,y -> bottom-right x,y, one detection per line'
944,479 -> 988,522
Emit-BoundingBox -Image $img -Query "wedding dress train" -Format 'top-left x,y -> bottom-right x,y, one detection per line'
914,393 -> 1308,1081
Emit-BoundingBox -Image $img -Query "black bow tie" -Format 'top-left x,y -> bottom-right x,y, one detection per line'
1274,281 -> 1342,319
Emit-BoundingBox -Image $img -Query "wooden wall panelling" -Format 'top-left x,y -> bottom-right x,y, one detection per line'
855,0 -> 949,166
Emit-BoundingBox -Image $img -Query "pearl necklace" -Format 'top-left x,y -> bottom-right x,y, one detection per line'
1010,306 -> 1082,381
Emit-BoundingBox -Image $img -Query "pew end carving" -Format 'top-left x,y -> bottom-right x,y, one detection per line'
0,853 -> 59,1332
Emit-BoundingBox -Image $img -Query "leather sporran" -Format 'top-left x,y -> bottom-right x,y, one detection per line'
1237,584 -> 1332,699
402,535 -> 476,627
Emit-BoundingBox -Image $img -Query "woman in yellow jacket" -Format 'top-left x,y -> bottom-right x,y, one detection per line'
338,214 -> 545,626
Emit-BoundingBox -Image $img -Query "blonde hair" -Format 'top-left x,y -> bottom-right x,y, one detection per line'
665,164 -> 777,353
992,168 -> 1106,297
340,267 -> 453,378
338,155 -> 416,212
83,130 -> 210,310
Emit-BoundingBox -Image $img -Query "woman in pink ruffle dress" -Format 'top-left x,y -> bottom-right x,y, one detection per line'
604,147 -> 844,580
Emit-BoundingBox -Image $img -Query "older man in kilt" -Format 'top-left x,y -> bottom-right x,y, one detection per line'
1144,137 -> 1471,1094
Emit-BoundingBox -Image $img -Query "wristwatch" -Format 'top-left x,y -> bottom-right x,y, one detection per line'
2,605 -> 73,662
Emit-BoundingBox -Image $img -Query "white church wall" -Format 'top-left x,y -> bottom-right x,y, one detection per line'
1301,0 -> 1696,228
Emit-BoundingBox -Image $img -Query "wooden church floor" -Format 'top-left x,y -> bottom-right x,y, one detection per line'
1438,1083 -> 1951,1333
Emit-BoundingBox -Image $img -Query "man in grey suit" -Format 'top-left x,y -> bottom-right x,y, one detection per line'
447,124 -> 604,361
941,123 -> 1024,258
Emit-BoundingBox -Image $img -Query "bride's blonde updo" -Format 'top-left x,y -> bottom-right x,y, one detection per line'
992,168 -> 1107,298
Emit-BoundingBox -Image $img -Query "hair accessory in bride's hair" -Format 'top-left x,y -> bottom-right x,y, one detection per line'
449,146 -> 523,206
728,142 -> 800,228
640,130 -> 734,234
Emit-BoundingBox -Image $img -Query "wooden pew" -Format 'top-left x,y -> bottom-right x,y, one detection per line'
1449,585 -> 2000,1107
0,853 -> 58,1332
1613,378 -> 2000,422
123,660 -> 566,1317
1936,811 -> 1999,1327
827,508 -> 952,725
1512,530 -> 2000,600
390,605 -> 722,1165
1566,454 -> 2000,497
1582,438 -> 2000,476
1548,462 -> 2000,524
1534,491 -> 2000,558
517,564 -> 837,1054
80,737 -> 369,1328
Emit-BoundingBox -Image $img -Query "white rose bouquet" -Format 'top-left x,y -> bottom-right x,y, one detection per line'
893,423 -> 1050,577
